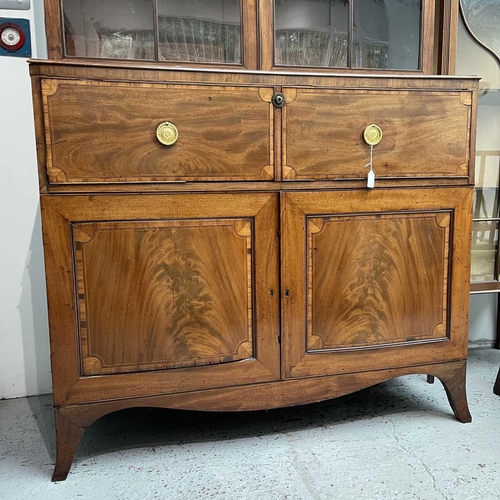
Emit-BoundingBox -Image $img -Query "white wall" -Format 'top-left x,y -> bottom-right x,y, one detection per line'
0,2 -> 51,398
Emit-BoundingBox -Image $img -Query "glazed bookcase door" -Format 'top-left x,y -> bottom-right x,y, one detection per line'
57,0 -> 258,68
41,193 -> 280,405
281,187 -> 473,379
260,0 -> 435,73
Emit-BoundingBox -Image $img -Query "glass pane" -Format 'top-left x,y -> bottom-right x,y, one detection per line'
456,17 -> 500,90
274,0 -> 348,68
353,0 -> 421,70
63,0 -> 155,60
474,92 -> 500,195
158,0 -> 242,63
461,0 -> 500,60
457,12 -> 500,285
471,221 -> 498,282
474,189 -> 499,220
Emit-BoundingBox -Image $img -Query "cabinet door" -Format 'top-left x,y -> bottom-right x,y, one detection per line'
60,0 -> 258,68
281,188 -> 472,379
42,193 -> 279,405
260,0 -> 435,73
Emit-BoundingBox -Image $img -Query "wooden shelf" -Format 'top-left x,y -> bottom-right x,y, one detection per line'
470,281 -> 500,294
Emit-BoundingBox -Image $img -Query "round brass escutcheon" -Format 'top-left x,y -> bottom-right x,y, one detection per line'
363,124 -> 383,146
156,122 -> 179,146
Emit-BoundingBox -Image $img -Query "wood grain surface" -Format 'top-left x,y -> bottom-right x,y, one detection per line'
51,358 -> 472,480
41,177 -> 472,196
59,361 -> 470,419
307,212 -> 450,351
34,4 -> 479,481
439,0 -> 460,75
42,80 -> 274,184
30,61 -> 480,90
283,88 -> 472,180
41,193 -> 280,406
281,187 -> 473,379
74,219 -> 254,375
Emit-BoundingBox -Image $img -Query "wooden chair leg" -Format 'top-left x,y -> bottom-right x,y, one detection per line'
494,366 -> 500,396
52,410 -> 86,482
437,362 -> 472,423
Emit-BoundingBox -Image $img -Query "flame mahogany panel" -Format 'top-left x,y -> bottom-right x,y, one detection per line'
307,212 -> 450,351
73,219 -> 254,375
41,192 -> 280,406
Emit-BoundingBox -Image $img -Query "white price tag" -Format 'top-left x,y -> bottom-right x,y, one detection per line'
364,144 -> 376,189
367,169 -> 375,189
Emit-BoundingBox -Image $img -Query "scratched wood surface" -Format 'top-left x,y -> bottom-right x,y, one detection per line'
74,219 -> 253,375
282,88 -> 472,180
307,212 -> 450,351
42,79 -> 274,184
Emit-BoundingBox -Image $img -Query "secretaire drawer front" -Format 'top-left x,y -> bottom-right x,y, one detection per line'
282,88 -> 473,181
41,79 -> 275,184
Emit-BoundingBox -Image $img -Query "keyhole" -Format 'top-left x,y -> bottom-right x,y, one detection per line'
272,92 -> 286,108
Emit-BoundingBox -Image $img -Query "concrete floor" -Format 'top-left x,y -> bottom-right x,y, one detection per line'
1,349 -> 499,500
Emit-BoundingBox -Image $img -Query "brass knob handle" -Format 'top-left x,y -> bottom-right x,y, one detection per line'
363,124 -> 383,146
156,121 -> 178,146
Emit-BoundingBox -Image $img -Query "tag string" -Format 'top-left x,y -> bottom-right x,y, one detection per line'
364,144 -> 374,173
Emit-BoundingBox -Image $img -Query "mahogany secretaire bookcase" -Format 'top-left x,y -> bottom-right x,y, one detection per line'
31,0 -> 478,480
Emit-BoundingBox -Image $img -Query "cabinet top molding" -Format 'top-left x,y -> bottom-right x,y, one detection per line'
29,60 -> 480,90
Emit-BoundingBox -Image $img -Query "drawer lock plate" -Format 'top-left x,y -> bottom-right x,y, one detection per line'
271,92 -> 286,108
